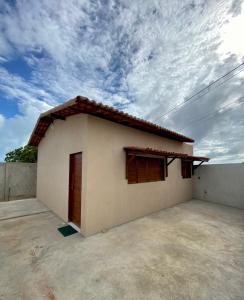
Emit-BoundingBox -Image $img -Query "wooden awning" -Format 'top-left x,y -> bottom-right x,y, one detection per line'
124,146 -> 209,162
124,146 -> 188,159
183,155 -> 209,162
28,96 -> 194,146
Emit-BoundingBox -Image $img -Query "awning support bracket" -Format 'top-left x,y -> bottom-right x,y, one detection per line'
167,157 -> 176,166
193,161 -> 204,171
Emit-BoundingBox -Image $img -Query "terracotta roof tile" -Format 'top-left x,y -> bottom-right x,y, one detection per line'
28,96 -> 194,146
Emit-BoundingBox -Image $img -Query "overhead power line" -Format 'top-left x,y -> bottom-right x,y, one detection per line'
180,96 -> 244,131
153,61 -> 244,122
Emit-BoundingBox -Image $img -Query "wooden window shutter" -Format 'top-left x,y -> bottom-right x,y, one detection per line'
136,157 -> 148,183
146,157 -> 165,182
181,160 -> 192,178
126,155 -> 165,184
126,155 -> 137,184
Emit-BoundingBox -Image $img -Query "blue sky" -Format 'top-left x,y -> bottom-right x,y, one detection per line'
0,0 -> 244,163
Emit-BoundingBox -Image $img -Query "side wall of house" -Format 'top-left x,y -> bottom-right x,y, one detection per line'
85,115 -> 193,236
37,114 -> 88,235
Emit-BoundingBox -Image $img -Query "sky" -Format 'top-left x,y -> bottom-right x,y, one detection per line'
0,0 -> 244,163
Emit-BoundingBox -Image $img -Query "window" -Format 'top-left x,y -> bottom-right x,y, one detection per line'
126,155 -> 165,184
181,160 -> 192,178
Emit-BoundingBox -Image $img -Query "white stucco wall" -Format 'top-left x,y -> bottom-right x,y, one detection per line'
85,115 -> 193,236
37,114 -> 89,235
37,113 -> 193,236
193,164 -> 244,209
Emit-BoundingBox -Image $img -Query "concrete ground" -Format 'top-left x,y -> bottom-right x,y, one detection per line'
0,198 -> 49,221
0,199 -> 244,300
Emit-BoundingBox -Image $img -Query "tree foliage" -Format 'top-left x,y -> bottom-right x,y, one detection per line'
5,145 -> 38,163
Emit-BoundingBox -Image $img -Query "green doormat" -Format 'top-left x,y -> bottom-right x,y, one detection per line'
58,225 -> 78,237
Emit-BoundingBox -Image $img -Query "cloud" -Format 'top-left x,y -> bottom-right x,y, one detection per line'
0,67 -> 53,160
0,0 -> 243,162
0,114 -> 4,128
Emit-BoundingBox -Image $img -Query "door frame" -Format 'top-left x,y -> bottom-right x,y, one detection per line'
68,151 -> 82,228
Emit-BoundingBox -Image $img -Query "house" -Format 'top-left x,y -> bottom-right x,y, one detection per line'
28,96 -> 209,236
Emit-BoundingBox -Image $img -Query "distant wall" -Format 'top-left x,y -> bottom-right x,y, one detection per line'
0,162 -> 37,201
0,163 -> 5,201
193,163 -> 244,209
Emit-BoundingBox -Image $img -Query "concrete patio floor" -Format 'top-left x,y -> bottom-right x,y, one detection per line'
0,199 -> 244,300
0,198 -> 50,221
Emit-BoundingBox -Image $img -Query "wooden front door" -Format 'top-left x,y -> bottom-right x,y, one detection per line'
68,152 -> 82,227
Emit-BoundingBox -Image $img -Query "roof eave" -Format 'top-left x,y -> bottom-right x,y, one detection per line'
28,95 -> 194,146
